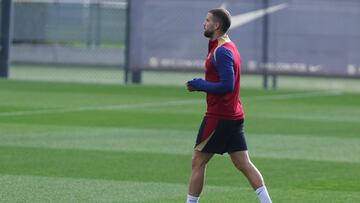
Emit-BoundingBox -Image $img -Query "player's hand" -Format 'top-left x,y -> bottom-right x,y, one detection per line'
187,83 -> 196,92
187,78 -> 204,92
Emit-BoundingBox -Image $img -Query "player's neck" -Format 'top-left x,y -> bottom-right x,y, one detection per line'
210,32 -> 226,41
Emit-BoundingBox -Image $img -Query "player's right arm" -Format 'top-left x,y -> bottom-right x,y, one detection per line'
187,47 -> 234,94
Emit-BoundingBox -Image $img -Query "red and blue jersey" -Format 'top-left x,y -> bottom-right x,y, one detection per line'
188,35 -> 244,120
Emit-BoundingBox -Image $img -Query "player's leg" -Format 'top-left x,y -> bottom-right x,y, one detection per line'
229,151 -> 264,189
187,117 -> 220,202
187,150 -> 214,200
229,151 -> 272,203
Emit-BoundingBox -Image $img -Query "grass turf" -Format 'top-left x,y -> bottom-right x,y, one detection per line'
0,79 -> 360,202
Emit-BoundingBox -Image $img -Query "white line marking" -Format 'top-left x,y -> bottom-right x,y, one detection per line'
244,90 -> 343,101
0,90 -> 342,117
0,100 -> 201,117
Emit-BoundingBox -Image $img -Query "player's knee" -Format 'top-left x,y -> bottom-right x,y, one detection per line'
191,156 -> 208,170
232,157 -> 251,172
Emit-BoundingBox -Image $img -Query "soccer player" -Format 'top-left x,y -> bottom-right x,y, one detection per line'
185,8 -> 272,203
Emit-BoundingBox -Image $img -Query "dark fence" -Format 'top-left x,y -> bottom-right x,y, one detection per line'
1,0 -> 360,84
11,0 -> 127,66
127,0 -> 360,79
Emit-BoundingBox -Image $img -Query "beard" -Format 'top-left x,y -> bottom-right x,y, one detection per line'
203,29 -> 214,38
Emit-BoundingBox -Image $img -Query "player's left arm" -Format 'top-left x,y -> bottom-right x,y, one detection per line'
187,47 -> 234,94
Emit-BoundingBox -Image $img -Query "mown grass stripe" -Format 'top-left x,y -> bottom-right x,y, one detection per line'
0,127 -> 359,163
0,100 -> 202,117
1,174 -> 359,203
244,90 -> 342,101
0,146 -> 359,192
252,113 -> 360,123
0,90 -> 342,117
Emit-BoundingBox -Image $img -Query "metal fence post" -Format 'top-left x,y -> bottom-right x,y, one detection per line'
124,0 -> 131,84
95,1 -> 102,47
0,0 -> 13,78
272,74 -> 277,89
262,0 -> 269,89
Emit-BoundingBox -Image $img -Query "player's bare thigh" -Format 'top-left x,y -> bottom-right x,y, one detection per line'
192,150 -> 214,169
228,150 -> 251,169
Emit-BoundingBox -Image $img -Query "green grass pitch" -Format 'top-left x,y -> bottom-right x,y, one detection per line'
0,79 -> 359,202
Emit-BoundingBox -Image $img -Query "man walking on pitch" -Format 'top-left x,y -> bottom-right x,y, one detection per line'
186,8 -> 272,203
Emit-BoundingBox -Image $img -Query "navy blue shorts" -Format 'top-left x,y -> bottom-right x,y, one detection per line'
194,117 -> 248,154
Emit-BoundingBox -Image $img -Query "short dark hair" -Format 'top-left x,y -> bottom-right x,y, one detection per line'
208,8 -> 231,33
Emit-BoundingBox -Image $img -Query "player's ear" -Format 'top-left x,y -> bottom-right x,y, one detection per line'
214,22 -> 221,31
